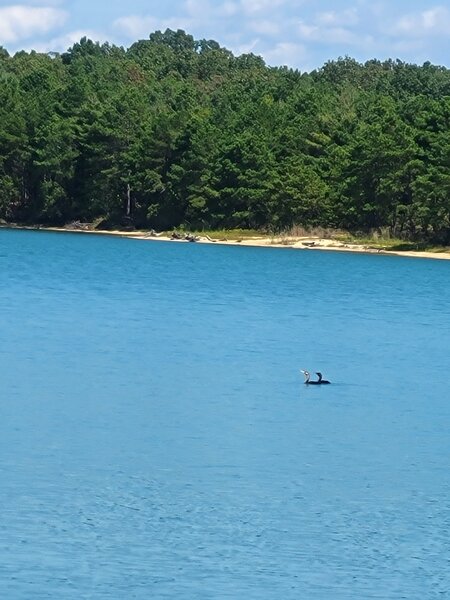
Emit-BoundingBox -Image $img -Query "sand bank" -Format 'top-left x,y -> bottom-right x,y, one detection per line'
3,224 -> 450,260
130,232 -> 450,260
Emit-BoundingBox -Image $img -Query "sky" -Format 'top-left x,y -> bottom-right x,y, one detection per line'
1,0 -> 450,71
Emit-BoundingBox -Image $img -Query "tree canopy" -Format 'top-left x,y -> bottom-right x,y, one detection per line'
1,31 -> 449,243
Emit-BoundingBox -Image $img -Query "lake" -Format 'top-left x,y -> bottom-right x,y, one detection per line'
1,228 -> 449,599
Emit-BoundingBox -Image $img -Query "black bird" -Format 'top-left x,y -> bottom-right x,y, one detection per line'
300,370 -> 331,385
316,372 -> 330,384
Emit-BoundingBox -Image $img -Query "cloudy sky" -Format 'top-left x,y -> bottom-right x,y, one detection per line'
1,0 -> 450,71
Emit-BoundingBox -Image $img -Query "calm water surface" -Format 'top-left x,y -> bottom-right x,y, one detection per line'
1,229 -> 449,599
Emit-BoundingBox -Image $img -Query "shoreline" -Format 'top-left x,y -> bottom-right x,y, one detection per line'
2,224 -> 450,261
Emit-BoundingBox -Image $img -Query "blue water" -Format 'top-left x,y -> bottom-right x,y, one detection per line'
1,229 -> 449,599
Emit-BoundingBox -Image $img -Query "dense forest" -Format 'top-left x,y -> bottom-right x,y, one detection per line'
1,29 -> 450,242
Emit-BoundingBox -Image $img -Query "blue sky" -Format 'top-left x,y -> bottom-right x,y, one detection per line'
1,0 -> 450,71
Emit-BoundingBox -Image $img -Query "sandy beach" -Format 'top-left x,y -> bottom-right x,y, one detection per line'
84,229 -> 450,261
3,224 -> 450,260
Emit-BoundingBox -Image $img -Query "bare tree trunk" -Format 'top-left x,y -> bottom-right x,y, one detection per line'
126,182 -> 131,217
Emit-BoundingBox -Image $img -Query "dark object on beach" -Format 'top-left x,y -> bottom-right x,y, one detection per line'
66,221 -> 92,231
300,370 -> 331,385
171,231 -> 198,242
185,233 -> 198,242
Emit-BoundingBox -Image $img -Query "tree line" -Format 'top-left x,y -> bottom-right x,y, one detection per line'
1,30 -> 449,243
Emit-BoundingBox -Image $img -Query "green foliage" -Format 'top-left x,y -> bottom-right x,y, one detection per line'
0,31 -> 449,243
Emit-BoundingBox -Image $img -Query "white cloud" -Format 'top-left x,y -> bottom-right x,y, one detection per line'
183,0 -> 239,23
25,29 -> 111,53
392,6 -> 450,37
0,4 -> 67,43
18,0 -> 64,5
114,0 -> 242,43
316,9 -> 359,27
297,21 -> 318,40
294,8 -> 372,49
231,37 -> 259,55
240,0 -> 287,14
114,15 -> 192,39
391,39 -> 425,53
218,2 -> 239,17
263,41 -> 308,68
249,20 -> 280,36
183,0 -> 211,18
50,30 -> 110,50
298,21 -> 361,44
367,2 -> 386,19
114,15 -> 159,39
